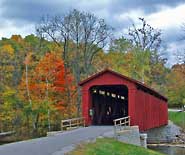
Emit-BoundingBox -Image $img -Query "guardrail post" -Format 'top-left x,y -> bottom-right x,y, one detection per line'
113,120 -> 117,139
113,116 -> 131,138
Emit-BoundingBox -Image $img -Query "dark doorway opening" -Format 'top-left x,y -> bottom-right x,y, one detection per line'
90,85 -> 128,125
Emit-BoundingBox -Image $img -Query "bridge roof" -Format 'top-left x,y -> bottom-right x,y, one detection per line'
79,69 -> 167,101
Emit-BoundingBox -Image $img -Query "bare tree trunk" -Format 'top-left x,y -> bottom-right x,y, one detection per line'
76,86 -> 81,117
63,38 -> 73,118
25,65 -> 32,107
142,69 -> 145,84
75,66 -> 81,117
37,9 -> 112,118
47,109 -> 51,131
65,73 -> 72,118
25,64 -> 36,130
45,77 -> 51,131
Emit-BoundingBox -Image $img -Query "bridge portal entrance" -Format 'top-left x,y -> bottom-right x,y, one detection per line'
90,85 -> 128,125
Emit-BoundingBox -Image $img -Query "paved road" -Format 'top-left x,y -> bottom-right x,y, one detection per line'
0,126 -> 113,155
168,108 -> 185,112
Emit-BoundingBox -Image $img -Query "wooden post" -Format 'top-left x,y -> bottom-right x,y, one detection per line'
114,120 -> 117,139
61,121 -> 63,131
69,120 -> 71,129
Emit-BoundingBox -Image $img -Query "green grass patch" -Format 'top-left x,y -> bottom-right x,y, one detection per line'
168,111 -> 185,129
68,138 -> 164,155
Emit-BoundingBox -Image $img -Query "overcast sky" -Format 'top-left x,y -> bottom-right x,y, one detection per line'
0,0 -> 185,66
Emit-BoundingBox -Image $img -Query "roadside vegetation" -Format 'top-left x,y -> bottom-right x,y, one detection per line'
169,112 -> 185,129
69,138 -> 164,155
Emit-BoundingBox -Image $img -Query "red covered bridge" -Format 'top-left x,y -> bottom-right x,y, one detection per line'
79,69 -> 168,131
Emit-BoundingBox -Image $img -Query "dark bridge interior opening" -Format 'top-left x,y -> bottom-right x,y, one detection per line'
90,85 -> 128,125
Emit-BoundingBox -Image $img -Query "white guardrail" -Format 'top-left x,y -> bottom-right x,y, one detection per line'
61,117 -> 85,131
113,116 -> 130,136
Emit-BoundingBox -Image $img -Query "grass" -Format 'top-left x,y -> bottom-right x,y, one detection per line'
168,111 -> 185,129
68,138 -> 164,155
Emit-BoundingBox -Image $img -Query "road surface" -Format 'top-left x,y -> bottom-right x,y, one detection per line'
0,126 -> 113,155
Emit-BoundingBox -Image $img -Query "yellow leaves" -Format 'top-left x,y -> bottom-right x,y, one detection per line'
0,44 -> 16,89
2,89 -> 16,99
166,64 -> 185,106
11,35 -> 23,43
0,44 -> 15,82
124,51 -> 134,60
168,64 -> 185,86
0,89 -> 17,123
0,102 -> 14,122
0,44 -> 14,55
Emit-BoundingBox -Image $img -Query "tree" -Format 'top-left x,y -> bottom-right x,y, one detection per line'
19,52 -> 75,133
0,44 -> 15,89
109,37 -> 132,53
108,37 -> 151,83
128,18 -> 162,52
166,64 -> 185,107
105,49 -> 151,83
36,9 -> 112,115
0,89 -> 22,132
127,18 -> 168,89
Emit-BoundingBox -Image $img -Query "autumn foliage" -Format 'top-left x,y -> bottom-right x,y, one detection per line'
18,52 -> 76,135
0,28 -> 184,138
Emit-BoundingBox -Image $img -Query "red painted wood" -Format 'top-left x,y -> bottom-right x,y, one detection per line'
128,88 -> 137,126
80,69 -> 168,131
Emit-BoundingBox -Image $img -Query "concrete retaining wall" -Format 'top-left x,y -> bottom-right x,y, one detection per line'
146,121 -> 181,143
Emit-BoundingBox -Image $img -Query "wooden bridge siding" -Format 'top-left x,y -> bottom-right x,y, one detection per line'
161,99 -> 168,125
80,70 -> 168,131
128,88 -> 137,127
135,89 -> 168,131
134,90 -> 142,130
81,72 -> 136,126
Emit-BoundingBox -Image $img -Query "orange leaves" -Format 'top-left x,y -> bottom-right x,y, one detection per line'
54,101 -> 66,111
53,66 -> 65,86
19,51 -> 76,118
35,52 -> 64,81
30,52 -> 67,103
54,87 -> 65,92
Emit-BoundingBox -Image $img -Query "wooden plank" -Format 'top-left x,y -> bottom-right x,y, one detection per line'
61,117 -> 85,131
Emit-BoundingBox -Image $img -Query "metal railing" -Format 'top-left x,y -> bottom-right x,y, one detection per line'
113,116 -> 130,136
61,117 -> 85,131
